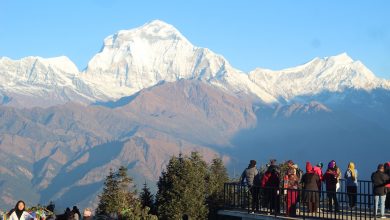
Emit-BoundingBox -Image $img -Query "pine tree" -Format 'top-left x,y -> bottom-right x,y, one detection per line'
96,166 -> 158,219
156,155 -> 183,219
96,168 -> 120,215
207,157 -> 229,219
116,166 -> 137,216
156,152 -> 209,220
186,152 -> 209,219
140,182 -> 155,214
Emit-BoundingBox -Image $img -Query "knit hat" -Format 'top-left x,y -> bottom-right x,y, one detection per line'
328,160 -> 336,169
306,162 -> 313,173
317,162 -> 323,168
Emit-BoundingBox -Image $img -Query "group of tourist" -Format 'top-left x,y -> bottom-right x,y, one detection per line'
56,206 -> 93,220
240,159 -> 390,218
2,201 -> 93,220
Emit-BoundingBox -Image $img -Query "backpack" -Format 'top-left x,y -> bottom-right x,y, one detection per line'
253,172 -> 262,187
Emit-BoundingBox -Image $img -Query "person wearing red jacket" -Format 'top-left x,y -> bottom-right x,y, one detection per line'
261,160 -> 280,214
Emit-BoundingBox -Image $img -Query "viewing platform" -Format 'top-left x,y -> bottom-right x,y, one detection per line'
219,180 -> 389,220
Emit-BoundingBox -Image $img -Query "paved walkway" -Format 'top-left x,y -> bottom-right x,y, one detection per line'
219,209 -> 390,220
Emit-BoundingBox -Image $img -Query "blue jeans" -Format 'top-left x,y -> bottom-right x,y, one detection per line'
374,195 -> 386,216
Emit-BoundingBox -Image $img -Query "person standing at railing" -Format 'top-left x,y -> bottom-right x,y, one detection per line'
240,160 -> 258,187
301,162 -> 320,213
313,162 -> 324,196
323,161 -> 340,212
285,168 -> 299,217
240,160 -> 259,212
371,164 -> 390,219
261,159 -> 281,215
384,162 -> 390,212
331,160 -> 342,192
344,162 -> 358,209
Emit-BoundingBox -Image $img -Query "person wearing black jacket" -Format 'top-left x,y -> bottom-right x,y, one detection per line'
72,206 -> 81,220
371,164 -> 390,218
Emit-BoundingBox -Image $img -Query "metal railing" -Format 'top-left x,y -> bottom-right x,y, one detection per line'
223,180 -> 377,219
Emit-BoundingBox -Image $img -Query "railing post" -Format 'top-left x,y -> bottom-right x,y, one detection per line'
223,183 -> 226,209
248,185 -> 250,214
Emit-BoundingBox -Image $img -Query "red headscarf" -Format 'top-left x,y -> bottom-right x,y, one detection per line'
306,162 -> 313,173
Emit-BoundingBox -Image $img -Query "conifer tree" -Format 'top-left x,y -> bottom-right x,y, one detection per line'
156,155 -> 182,219
140,182 -> 155,214
207,157 -> 229,219
96,168 -> 119,215
156,152 -> 209,220
96,166 -> 158,219
116,166 -> 137,215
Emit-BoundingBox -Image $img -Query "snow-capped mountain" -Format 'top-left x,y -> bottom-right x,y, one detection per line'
82,20 -> 277,103
0,20 -> 389,107
249,53 -> 390,101
0,56 -> 97,107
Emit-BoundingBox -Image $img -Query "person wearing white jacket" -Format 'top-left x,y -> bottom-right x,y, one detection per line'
8,201 -> 34,220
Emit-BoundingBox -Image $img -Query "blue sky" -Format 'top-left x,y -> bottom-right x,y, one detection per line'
1,0 -> 389,78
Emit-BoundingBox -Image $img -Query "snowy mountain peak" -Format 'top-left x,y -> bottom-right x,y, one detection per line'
326,52 -> 354,64
0,56 -> 79,75
1,20 -> 389,107
141,19 -> 186,39
249,53 -> 389,101
102,20 -> 190,50
83,20 -> 278,103
38,56 -> 79,73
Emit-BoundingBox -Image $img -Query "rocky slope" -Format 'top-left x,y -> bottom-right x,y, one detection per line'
0,80 -> 251,209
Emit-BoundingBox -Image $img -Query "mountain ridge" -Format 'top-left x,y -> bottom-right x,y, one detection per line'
1,20 -> 389,107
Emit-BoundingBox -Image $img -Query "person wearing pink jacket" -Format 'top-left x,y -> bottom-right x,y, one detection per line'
313,162 -> 323,192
